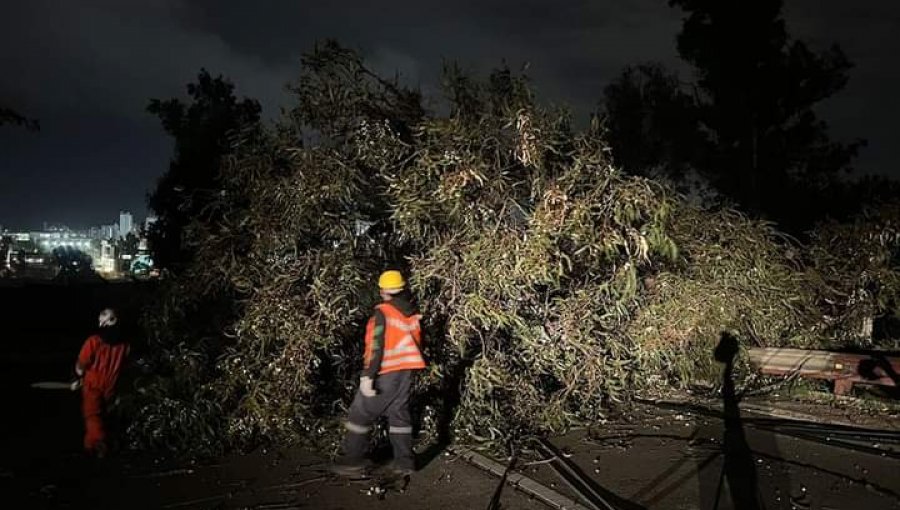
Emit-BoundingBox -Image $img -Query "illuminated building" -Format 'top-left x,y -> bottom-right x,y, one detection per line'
119,211 -> 133,239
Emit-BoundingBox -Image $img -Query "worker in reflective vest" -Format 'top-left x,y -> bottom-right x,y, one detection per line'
333,270 -> 426,476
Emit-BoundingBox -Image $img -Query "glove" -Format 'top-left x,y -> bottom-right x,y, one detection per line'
360,376 -> 377,398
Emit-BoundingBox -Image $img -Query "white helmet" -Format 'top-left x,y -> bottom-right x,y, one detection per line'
98,308 -> 118,328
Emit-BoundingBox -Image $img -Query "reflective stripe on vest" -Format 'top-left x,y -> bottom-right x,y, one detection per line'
364,303 -> 425,374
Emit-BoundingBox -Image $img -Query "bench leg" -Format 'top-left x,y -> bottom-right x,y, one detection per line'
834,378 -> 853,396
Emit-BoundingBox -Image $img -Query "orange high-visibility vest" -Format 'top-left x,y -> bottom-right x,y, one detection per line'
364,303 -> 425,375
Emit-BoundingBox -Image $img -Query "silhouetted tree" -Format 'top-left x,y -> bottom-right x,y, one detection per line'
604,0 -> 865,229
51,247 -> 95,281
672,0 -> 863,226
147,70 -> 261,272
116,232 -> 140,261
603,64 -> 700,180
0,106 -> 39,130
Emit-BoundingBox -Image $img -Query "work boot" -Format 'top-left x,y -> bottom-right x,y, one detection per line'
94,442 -> 108,459
85,441 -> 108,459
329,457 -> 369,477
389,463 -> 414,477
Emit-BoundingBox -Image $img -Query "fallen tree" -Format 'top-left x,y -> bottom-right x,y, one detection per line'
128,42 -> 900,455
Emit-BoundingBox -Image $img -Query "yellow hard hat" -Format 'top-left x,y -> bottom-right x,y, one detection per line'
378,270 -> 405,292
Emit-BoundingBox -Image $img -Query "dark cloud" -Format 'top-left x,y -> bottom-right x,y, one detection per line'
176,0 -> 684,116
0,0 -> 290,228
0,0 -> 897,228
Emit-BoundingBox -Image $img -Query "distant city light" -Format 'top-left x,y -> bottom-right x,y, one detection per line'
2,213 -> 156,279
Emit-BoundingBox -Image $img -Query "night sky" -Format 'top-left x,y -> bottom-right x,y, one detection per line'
1,1 -> 898,230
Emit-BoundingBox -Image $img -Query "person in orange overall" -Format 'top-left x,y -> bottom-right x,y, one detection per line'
74,308 -> 129,457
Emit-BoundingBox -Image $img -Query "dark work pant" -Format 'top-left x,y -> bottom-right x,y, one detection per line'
341,370 -> 415,470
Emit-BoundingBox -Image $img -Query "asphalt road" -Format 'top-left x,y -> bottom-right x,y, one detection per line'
2,282 -> 898,509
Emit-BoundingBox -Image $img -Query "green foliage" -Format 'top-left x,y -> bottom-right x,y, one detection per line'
131,43 -> 900,455
628,207 -> 819,384
806,204 -> 900,346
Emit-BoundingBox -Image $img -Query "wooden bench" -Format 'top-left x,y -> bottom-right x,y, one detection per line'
748,347 -> 900,395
